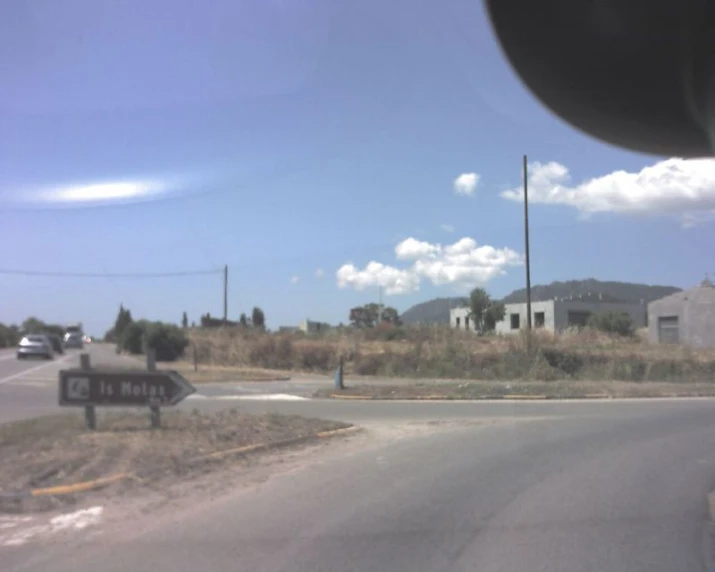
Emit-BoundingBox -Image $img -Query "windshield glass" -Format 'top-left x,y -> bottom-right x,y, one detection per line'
2,3 -> 715,572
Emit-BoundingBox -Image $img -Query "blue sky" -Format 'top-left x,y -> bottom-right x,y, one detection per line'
1,0 -> 713,336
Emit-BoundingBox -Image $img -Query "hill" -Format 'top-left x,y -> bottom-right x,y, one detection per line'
502,278 -> 681,304
400,297 -> 468,325
400,279 -> 681,325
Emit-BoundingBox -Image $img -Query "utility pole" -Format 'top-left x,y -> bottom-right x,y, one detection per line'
378,285 -> 383,325
223,264 -> 228,326
523,155 -> 533,337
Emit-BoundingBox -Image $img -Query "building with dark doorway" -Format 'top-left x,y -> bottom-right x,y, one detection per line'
450,294 -> 646,334
648,278 -> 715,348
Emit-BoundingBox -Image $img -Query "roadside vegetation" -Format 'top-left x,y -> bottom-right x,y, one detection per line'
186,325 -> 715,383
9,286 -> 712,384
0,318 -> 68,348
178,288 -> 715,384
0,410 -> 351,511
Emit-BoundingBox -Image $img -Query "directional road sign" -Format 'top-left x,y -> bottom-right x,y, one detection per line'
59,369 -> 196,407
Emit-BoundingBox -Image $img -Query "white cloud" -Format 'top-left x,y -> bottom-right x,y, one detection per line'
336,237 -> 522,295
454,172 -> 480,196
315,268 -> 325,278
500,158 -> 715,224
290,275 -> 299,284
395,237 -> 440,260
440,223 -> 455,233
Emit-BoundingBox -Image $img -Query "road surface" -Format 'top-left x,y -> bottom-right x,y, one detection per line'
2,391 -> 715,571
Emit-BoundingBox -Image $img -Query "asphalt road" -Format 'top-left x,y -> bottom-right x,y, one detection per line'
3,399 -> 715,571
4,345 -> 715,570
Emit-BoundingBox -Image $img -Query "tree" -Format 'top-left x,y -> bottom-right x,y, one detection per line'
181,311 -> 189,329
380,306 -> 401,326
21,317 -> 46,335
119,321 -> 145,354
468,287 -> 503,332
145,322 -> 189,361
114,304 -> 133,339
252,307 -> 265,329
239,313 -> 248,327
483,301 -> 505,332
0,323 -> 20,348
348,303 -> 401,328
588,311 -> 634,337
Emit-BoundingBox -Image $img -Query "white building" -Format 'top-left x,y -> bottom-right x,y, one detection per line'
451,297 -> 646,334
298,319 -> 331,334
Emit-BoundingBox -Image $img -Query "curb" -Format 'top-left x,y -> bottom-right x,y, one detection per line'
327,393 -> 609,401
0,425 -> 359,504
191,376 -> 293,384
324,393 -> 715,401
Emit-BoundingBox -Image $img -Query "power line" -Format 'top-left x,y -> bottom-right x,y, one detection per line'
0,268 -> 221,278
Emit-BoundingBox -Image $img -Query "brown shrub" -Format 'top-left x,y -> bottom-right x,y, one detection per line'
185,325 -> 715,382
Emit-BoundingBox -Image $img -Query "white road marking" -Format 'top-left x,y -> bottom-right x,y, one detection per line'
1,506 -> 103,547
0,353 -> 74,386
186,393 -> 309,401
214,393 -> 309,401
0,381 -> 50,388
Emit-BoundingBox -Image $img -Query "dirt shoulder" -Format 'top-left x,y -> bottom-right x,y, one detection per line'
317,380 -> 715,400
0,410 -> 351,512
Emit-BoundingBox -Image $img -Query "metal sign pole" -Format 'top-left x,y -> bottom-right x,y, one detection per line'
146,348 -> 161,429
80,353 -> 96,430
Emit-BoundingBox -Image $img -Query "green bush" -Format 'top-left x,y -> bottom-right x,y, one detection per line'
0,323 -> 20,348
587,311 -> 635,337
145,322 -> 189,362
120,321 -> 145,355
542,349 -> 585,375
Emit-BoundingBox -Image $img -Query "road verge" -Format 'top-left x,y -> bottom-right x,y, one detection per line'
0,410 -> 356,512
317,380 -> 715,400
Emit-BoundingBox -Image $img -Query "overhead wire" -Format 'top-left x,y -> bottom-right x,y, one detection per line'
0,268 -> 221,278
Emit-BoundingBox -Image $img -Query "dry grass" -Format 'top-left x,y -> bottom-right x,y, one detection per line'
172,365 -> 292,383
186,325 -> 715,383
316,380 -> 715,400
0,410 -> 349,507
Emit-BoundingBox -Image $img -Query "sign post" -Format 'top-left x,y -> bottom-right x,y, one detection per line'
59,359 -> 196,430
79,353 -> 96,430
146,348 -> 161,429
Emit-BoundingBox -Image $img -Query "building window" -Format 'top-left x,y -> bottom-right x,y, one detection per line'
455,317 -> 461,328
465,316 -> 470,330
534,312 -> 545,328
567,310 -> 591,328
510,313 -> 520,330
657,316 -> 679,344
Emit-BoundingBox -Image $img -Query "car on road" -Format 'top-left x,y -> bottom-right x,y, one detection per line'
64,332 -> 85,350
46,334 -> 65,355
17,334 -> 54,360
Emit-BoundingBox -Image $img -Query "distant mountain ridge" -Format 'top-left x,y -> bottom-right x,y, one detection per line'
399,279 -> 682,325
502,279 -> 681,305
400,297 -> 468,325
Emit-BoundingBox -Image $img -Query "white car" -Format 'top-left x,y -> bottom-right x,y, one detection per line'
64,332 -> 85,350
17,335 -> 54,360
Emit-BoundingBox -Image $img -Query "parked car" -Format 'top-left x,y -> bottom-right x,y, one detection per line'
47,334 -> 65,355
64,332 -> 85,349
17,335 -> 54,360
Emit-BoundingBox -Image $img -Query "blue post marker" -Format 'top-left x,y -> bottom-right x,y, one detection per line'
334,356 -> 344,391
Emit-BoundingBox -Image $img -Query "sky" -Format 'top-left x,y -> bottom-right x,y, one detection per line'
1,0 -> 714,336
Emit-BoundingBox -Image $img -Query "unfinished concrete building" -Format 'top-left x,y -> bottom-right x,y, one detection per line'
648,278 -> 715,348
